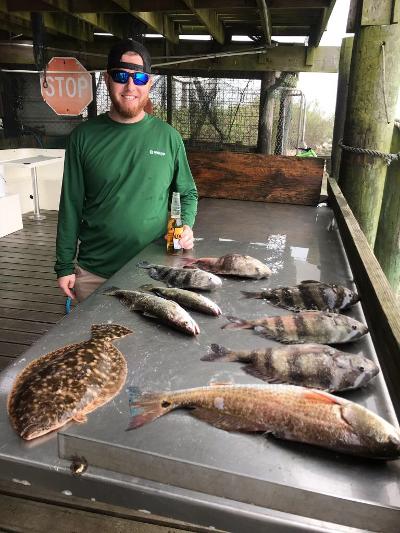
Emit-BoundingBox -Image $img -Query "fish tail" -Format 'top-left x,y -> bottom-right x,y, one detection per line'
126,387 -> 174,430
137,261 -> 152,269
102,285 -> 121,296
91,324 -> 133,341
221,316 -> 253,330
137,283 -> 156,292
201,344 -> 237,362
179,257 -> 198,267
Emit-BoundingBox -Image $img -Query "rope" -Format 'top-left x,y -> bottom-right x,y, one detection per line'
339,139 -> 400,165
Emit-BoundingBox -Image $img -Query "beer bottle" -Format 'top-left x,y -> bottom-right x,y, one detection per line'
166,192 -> 184,254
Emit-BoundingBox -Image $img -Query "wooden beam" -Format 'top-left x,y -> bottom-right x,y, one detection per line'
255,0 -> 272,45
308,0 -> 336,46
111,0 -> 179,44
328,177 -> 400,420
182,0 -> 225,43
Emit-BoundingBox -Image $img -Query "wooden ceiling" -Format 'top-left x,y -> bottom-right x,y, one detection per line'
0,0 -> 339,74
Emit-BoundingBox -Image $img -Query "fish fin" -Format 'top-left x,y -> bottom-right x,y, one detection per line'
300,280 -> 321,285
137,283 -> 156,292
242,365 -> 271,381
201,344 -> 235,362
182,265 -> 197,270
91,324 -> 133,341
102,285 -> 120,296
126,388 -> 174,430
208,379 -> 235,386
221,316 -> 252,330
303,390 -> 339,404
73,413 -> 87,423
190,408 -> 265,432
137,261 -> 152,269
240,291 -> 263,299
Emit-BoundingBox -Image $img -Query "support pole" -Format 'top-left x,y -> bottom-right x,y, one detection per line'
29,167 -> 46,221
257,71 -> 276,154
338,22 -> 400,246
331,36 -> 353,179
374,124 -> 400,299
87,73 -> 97,119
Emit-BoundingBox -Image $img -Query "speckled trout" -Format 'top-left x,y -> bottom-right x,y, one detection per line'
8,324 -> 132,440
140,284 -> 222,316
137,261 -> 222,290
241,280 -> 359,313
104,286 -> 200,335
127,384 -> 400,459
181,253 -> 272,279
222,311 -> 368,344
202,343 -> 379,392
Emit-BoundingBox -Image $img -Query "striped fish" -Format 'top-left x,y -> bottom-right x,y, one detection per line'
241,280 -> 359,313
180,253 -> 272,279
222,311 -> 368,344
137,261 -> 222,291
202,343 -> 379,392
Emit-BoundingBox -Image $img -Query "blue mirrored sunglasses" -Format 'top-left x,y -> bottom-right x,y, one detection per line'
109,70 -> 149,85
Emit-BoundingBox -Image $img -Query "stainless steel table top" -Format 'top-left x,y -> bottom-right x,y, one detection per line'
1,199 -> 399,533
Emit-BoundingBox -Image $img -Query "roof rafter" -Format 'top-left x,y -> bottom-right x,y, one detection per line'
182,0 -> 225,44
111,0 -> 179,44
308,0 -> 336,46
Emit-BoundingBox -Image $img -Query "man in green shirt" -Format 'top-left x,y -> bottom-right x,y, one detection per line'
55,39 -> 198,301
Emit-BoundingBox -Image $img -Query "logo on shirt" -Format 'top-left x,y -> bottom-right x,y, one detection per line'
149,149 -> 166,156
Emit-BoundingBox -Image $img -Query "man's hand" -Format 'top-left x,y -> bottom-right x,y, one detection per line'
58,274 -> 76,299
179,225 -> 194,250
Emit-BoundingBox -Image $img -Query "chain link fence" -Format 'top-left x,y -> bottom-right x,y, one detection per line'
95,73 -> 307,154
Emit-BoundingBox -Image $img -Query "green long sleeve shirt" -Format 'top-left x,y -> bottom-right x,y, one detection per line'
55,113 -> 198,279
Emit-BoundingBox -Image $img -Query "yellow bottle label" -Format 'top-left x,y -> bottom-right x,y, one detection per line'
173,226 -> 184,250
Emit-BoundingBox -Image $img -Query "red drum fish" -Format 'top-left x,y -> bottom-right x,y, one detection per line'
104,286 -> 200,335
202,343 -> 379,392
222,311 -> 368,344
8,324 -> 132,440
181,253 -> 271,279
127,383 -> 400,459
241,280 -> 359,313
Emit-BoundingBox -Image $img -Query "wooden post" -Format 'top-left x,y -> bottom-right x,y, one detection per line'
374,124 -> 400,299
338,20 -> 400,246
331,36 -> 353,179
257,71 -> 276,154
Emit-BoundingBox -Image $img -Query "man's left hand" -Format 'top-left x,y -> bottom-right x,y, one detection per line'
179,225 -> 194,250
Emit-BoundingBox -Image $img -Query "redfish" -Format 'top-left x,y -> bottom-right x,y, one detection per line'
241,280 -> 359,313
8,324 -> 132,440
202,343 -> 379,392
181,253 -> 271,279
127,383 -> 400,459
222,311 -> 368,344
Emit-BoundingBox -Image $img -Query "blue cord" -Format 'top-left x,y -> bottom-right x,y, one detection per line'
65,296 -> 72,314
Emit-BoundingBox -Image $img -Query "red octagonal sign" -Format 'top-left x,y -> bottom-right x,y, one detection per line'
40,57 -> 93,116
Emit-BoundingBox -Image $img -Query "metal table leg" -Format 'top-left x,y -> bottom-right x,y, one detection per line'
29,166 -> 46,221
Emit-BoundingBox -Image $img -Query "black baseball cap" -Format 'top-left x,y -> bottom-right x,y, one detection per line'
107,39 -> 152,74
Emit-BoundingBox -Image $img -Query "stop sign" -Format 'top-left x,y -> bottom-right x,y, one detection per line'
40,57 -> 93,115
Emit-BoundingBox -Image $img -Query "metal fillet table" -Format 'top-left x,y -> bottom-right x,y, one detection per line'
0,199 -> 399,532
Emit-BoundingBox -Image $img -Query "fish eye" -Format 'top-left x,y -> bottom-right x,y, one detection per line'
352,325 -> 358,330
358,366 -> 365,372
161,400 -> 171,408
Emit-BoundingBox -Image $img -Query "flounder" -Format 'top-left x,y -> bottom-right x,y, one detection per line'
8,324 -> 132,440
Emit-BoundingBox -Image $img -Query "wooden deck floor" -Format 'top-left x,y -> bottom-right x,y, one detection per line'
0,211 -> 67,370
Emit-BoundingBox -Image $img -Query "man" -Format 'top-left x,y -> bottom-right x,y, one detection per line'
55,39 -> 198,301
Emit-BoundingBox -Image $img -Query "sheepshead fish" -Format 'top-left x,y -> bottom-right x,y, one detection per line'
202,343 -> 379,392
181,253 -> 271,279
8,324 -> 132,440
222,311 -> 368,344
140,284 -> 222,316
104,286 -> 200,335
138,261 -> 222,291
241,280 -> 359,313
127,383 -> 400,459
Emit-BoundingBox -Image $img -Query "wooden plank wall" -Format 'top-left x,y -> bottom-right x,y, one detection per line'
0,211 -> 69,369
188,151 -> 325,206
